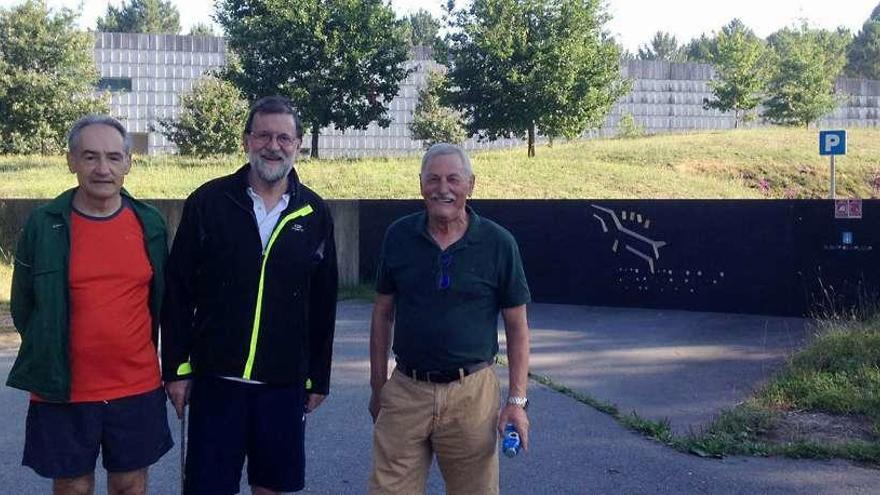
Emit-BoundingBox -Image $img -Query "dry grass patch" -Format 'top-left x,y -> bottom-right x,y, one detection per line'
766,411 -> 877,446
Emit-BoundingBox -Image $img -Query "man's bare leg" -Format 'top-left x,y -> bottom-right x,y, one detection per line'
108,468 -> 148,495
53,473 -> 95,495
252,485 -> 281,495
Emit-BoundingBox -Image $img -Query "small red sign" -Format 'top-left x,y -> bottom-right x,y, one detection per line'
849,199 -> 863,219
834,199 -> 862,219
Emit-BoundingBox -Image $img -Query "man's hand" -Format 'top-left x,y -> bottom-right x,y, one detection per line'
369,293 -> 394,424
498,404 -> 530,452
165,379 -> 191,419
305,393 -> 326,413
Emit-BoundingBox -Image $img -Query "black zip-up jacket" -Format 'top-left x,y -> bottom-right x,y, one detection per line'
161,165 -> 338,394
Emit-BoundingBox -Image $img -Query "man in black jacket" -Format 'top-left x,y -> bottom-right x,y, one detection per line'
161,96 -> 338,495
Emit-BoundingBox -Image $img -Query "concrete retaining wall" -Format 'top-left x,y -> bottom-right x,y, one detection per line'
4,198 -> 879,317
0,198 -> 361,288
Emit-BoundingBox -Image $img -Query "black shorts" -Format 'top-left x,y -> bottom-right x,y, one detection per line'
23,387 -> 173,479
185,376 -> 307,495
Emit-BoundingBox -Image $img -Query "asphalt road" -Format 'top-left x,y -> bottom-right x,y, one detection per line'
0,301 -> 877,493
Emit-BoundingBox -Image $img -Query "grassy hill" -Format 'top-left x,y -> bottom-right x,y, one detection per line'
1,127 -> 878,199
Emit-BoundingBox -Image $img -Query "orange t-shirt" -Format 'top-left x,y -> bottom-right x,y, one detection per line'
63,205 -> 160,402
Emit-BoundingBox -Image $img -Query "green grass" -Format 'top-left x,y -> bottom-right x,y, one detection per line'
691,401 -> 880,463
337,283 -> 375,301
528,370 -> 620,416
760,320 -> 880,423
677,319 -> 880,463
529,315 -> 880,464
3,128 -> 880,199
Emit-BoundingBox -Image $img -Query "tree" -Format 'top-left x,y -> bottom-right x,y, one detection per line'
682,33 -> 716,63
682,20 -> 753,64
408,70 -> 465,147
845,4 -> 880,79
188,22 -> 216,37
637,31 -> 684,61
157,77 -> 248,157
96,0 -> 181,34
216,0 -> 410,158
763,24 -> 850,126
443,0 -> 628,157
703,21 -> 769,127
616,42 -> 635,61
0,0 -> 108,154
845,21 -> 880,79
406,9 -> 441,48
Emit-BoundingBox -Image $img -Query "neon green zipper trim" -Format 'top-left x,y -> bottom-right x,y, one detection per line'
177,362 -> 192,376
243,204 -> 314,379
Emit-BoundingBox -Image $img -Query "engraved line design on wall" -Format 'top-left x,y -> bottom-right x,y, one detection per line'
591,204 -> 667,273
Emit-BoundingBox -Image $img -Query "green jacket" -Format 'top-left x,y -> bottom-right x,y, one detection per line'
7,188 -> 167,402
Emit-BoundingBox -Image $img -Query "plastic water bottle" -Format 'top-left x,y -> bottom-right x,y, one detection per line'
502,424 -> 521,457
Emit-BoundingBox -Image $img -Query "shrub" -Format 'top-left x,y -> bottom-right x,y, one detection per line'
616,113 -> 645,139
408,70 -> 466,148
157,77 -> 248,157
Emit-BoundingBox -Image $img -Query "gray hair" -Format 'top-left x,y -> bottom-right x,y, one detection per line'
245,95 -> 304,139
67,115 -> 132,155
420,143 -> 473,178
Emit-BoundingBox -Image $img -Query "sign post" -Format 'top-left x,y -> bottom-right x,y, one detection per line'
819,130 -> 847,199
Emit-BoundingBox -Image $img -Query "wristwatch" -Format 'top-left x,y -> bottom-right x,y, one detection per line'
507,396 -> 529,410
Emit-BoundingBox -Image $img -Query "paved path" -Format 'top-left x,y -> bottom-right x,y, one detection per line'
0,301 -> 877,493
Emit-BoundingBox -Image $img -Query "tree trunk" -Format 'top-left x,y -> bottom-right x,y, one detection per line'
311,124 -> 320,159
527,122 -> 535,158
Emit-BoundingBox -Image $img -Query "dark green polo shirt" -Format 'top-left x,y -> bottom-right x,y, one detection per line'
376,207 -> 531,370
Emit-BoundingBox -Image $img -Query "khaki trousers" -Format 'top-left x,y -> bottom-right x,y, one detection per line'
369,367 -> 501,495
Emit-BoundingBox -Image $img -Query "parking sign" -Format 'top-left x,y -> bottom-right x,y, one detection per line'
819,130 -> 846,156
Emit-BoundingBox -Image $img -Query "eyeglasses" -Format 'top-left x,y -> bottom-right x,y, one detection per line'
438,252 -> 452,290
249,132 -> 298,148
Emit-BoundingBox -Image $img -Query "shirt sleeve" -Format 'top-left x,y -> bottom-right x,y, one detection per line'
498,231 -> 531,308
10,213 -> 37,334
375,227 -> 396,295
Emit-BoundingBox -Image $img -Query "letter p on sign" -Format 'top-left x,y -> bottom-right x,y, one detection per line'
819,130 -> 846,156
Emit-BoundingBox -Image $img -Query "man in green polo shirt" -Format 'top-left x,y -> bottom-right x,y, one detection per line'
368,143 -> 532,495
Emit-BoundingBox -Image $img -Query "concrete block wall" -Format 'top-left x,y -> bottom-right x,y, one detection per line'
825,78 -> 880,127
94,33 -> 227,153
299,48 -> 523,158
93,35 -> 880,156
609,61 -> 880,136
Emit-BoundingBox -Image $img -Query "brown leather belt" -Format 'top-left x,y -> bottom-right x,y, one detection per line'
396,360 -> 492,384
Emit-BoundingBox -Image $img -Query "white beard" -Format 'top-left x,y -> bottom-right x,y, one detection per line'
250,151 -> 293,183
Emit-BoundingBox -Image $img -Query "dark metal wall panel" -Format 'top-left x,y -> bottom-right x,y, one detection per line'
359,200 -> 880,316
792,202 -> 880,316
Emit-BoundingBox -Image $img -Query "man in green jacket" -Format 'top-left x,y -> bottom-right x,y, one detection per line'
8,115 -> 172,495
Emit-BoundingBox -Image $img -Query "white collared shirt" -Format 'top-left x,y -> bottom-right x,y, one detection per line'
246,187 -> 290,250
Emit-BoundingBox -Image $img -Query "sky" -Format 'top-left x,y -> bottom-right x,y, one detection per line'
4,0 -> 879,52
